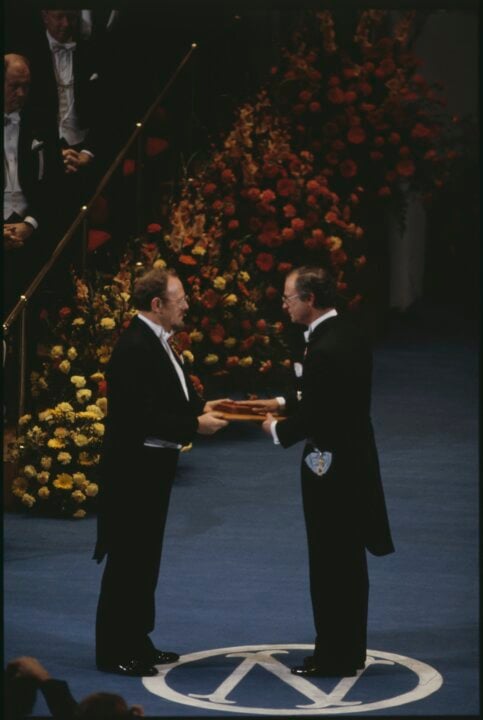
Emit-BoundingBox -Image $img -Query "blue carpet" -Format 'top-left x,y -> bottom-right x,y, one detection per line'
4,309 -> 479,717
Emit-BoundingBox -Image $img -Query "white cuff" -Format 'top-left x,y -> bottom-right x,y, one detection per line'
23,216 -> 38,230
275,396 -> 286,408
270,420 -> 280,445
80,149 -> 94,158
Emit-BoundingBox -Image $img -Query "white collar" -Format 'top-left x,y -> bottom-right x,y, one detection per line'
46,31 -> 76,50
304,308 -> 338,342
137,312 -> 173,341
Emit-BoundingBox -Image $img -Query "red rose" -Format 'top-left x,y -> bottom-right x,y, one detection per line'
189,374 -> 204,395
325,152 -> 339,166
203,183 -> 217,196
241,320 -> 252,332
59,306 -> 71,319
378,186 -> 391,197
343,67 -> 358,79
256,319 -> 267,331
241,244 -> 252,255
344,91 -> 357,104
265,286 -> 278,300
291,218 -> 305,232
385,170 -> 398,183
411,123 -> 432,139
255,253 -> 274,272
347,126 -> 366,144
358,82 -> 373,97
281,227 -> 295,241
146,223 -> 161,234
276,178 -> 296,197
223,203 -> 236,216
312,228 -> 325,242
396,159 -> 415,177
309,102 -> 321,113
209,324 -> 225,344
123,158 -> 135,176
389,132 -> 401,145
212,200 -> 223,211
328,75 -> 341,87
277,262 -> 293,274
226,356 -> 240,367
328,87 -> 345,104
228,219 -> 239,230
221,168 -> 236,183
340,159 -> 358,178
201,290 -> 218,309
247,187 -> 261,201
240,336 -> 255,351
374,136 -> 385,147
304,237 -> 318,250
145,137 -> 169,157
370,151 -> 384,161
299,90 -> 312,102
283,203 -> 297,218
399,146 -> 411,158
98,380 -> 107,396
260,189 -> 276,203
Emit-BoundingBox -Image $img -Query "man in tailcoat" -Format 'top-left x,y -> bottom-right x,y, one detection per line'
245,265 -> 394,677
94,267 -> 228,677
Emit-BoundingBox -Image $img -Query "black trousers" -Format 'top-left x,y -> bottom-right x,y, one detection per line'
95,447 -> 178,665
301,447 -> 369,668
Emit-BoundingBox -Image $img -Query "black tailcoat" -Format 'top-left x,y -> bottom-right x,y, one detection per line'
276,313 -> 394,667
94,316 -> 205,664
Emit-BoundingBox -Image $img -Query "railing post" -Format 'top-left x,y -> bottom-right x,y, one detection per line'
18,300 -> 27,418
81,205 -> 89,273
136,123 -> 144,235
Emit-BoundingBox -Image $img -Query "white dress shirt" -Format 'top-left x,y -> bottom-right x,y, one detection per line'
270,309 -> 338,445
137,313 -> 191,449
47,30 -> 88,148
4,112 -> 38,228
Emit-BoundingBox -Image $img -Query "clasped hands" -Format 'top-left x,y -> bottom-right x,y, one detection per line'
62,148 -> 93,174
197,397 -> 280,436
4,221 -> 34,249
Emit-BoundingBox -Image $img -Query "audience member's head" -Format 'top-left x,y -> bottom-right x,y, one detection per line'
4,54 -> 31,114
41,9 -> 80,43
75,692 -> 144,718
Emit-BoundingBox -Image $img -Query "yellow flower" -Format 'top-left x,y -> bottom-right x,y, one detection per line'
48,438 -> 65,449
153,259 -> 166,269
223,294 -> 238,306
92,422 -> 105,436
53,473 -> 73,490
95,398 -> 108,416
73,433 -> 89,447
224,337 -> 237,348
182,350 -> 194,363
12,477 -> 28,496
58,359 -> 71,374
244,301 -> 257,313
57,451 -> 72,465
238,271 -> 250,282
54,427 -> 69,439
86,403 -> 104,418
21,493 -> 36,507
189,331 -> 204,343
70,375 -> 86,388
100,317 -> 116,330
239,356 -> 253,367
37,471 -> 50,485
23,465 -> 37,479
38,409 -> 55,423
77,389 -> 92,404
85,483 -> 99,497
56,402 -> 74,413
325,235 -> 342,251
73,509 -> 86,518
79,452 -> 99,466
72,317 -> 85,326
38,487 -> 50,499
67,347 -> 78,361
96,345 -> 111,364
71,490 -> 86,504
73,472 -> 87,487
19,414 -> 32,425
213,276 -> 226,290
120,292 -> 130,302
50,345 -> 64,359
204,354 -> 219,365
89,373 -> 105,383
40,456 -> 52,470
192,245 -> 206,256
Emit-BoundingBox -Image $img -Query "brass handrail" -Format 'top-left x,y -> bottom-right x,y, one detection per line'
3,43 -> 197,335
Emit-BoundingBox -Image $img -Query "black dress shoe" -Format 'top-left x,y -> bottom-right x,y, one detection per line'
291,664 -> 357,678
97,659 -> 158,677
150,649 -> 179,664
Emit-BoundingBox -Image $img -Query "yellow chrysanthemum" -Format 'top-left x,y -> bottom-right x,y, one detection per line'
56,402 -> 74,413
153,258 -> 167,269
40,456 -> 52,470
213,276 -> 226,290
53,473 -> 73,490
73,509 -> 86,518
37,471 -> 50,485
204,354 -> 219,365
38,487 -> 50,499
76,389 -> 92,404
120,292 -> 130,302
192,245 -> 206,256
223,294 -> 238,306
238,271 -> 250,282
239,356 -> 253,367
224,337 -> 237,348
95,398 -> 108,416
96,345 -> 111,364
92,423 -> 105,436
57,451 -> 72,465
54,427 -> 69,438
58,359 -> 71,374
100,317 -> 116,330
79,452 -> 99,466
86,404 -> 104,418
48,438 -> 65,449
325,235 -> 342,251
182,351 -> 194,364
89,373 -> 105,383
21,493 -> 36,507
73,472 -> 87,487
72,317 -> 85,326
70,375 -> 86,388
85,483 -> 99,497
19,414 -> 32,425
50,345 -> 64,359
12,477 -> 28,496
23,465 -> 37,479
189,331 -> 203,343
71,490 -> 86,504
73,433 -> 90,447
67,347 -> 78,361
38,409 -> 55,423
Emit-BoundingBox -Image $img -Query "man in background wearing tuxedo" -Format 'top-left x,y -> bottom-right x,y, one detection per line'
94,267 -> 228,677
245,265 -> 395,677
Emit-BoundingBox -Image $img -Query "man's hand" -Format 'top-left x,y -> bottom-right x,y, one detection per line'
197,411 -> 228,435
203,397 -> 231,413
4,222 -> 33,248
62,148 -> 93,174
262,412 -> 275,435
6,656 -> 51,683
239,398 -> 280,414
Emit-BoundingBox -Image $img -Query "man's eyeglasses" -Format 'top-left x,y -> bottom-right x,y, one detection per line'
282,293 -> 300,304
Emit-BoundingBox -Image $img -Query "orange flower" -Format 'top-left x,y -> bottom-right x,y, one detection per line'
179,254 -> 197,265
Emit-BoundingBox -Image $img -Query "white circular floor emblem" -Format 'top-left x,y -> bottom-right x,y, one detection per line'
143,644 -> 443,715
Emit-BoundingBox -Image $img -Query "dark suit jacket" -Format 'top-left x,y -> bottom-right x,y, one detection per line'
26,32 -> 104,156
94,316 -> 205,560
276,313 -> 394,557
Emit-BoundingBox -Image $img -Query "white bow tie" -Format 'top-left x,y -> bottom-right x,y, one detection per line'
52,41 -> 76,53
4,112 -> 20,126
